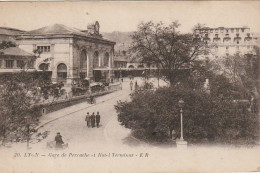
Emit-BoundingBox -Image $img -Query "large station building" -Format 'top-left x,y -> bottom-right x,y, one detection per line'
15,22 -> 115,85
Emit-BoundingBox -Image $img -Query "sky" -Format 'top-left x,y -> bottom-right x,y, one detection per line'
0,1 -> 259,33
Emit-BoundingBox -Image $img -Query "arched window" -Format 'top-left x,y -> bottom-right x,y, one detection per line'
104,52 -> 109,67
80,50 -> 88,69
39,63 -> 49,71
128,65 -> 134,68
57,63 -> 67,82
93,51 -> 99,68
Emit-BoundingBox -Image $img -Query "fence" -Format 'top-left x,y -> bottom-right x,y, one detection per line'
31,83 -> 122,117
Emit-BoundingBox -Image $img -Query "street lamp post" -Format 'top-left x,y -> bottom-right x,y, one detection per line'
157,64 -> 160,88
176,99 -> 188,148
178,99 -> 184,141
24,116 -> 30,150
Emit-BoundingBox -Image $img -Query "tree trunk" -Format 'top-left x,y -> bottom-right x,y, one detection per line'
169,130 -> 172,139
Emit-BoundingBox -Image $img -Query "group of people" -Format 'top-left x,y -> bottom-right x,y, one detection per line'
54,112 -> 101,149
85,112 -> 101,128
129,80 -> 138,91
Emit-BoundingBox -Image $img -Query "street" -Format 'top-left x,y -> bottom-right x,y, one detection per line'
0,78 -> 259,173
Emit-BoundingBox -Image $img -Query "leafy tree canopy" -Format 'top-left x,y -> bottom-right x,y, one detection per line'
130,21 -> 208,86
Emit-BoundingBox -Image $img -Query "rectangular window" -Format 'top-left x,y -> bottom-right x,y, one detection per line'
231,29 -> 234,33
17,60 -> 25,69
6,60 -> 14,68
37,46 -> 50,53
236,28 -> 239,32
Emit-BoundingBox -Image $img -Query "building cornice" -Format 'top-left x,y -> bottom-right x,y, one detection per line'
16,33 -> 116,45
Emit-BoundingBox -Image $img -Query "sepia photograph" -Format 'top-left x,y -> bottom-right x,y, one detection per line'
0,1 -> 259,173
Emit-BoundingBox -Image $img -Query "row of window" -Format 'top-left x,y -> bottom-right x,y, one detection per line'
223,45 -> 252,50
37,46 -> 50,53
0,60 -> 31,69
204,33 -> 250,38
198,28 -> 246,34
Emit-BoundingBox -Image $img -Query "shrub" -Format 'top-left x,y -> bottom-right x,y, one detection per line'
115,83 -> 259,145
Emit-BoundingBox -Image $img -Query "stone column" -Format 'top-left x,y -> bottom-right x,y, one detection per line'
109,47 -> 114,79
87,53 -> 90,77
1,59 -> 5,68
13,60 -> 17,69
88,50 -> 93,78
50,44 -> 55,71
51,44 -> 57,83
66,42 -> 74,86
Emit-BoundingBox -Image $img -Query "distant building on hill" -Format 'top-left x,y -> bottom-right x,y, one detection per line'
0,27 -> 24,42
194,26 -> 259,60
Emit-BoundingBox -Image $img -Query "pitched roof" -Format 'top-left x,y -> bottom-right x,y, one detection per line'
21,24 -> 115,44
25,24 -> 85,36
0,47 -> 34,57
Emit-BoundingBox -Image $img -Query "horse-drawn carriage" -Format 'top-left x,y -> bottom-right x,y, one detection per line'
71,78 -> 109,96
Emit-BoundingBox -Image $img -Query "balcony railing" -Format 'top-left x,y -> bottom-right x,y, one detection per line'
203,37 -> 211,41
234,37 -> 242,41
244,37 -> 252,41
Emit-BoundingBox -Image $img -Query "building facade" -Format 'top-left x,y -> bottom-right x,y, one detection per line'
0,47 -> 35,73
16,22 -> 115,85
194,27 -> 259,59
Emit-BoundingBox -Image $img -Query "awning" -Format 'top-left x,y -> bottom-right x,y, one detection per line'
90,82 -> 101,87
93,68 -> 111,71
84,77 -> 91,80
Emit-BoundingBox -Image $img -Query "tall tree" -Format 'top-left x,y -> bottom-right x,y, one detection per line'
210,46 -> 260,113
0,42 -> 64,145
130,21 -> 207,86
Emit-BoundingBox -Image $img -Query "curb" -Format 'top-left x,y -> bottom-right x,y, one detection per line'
35,90 -> 121,131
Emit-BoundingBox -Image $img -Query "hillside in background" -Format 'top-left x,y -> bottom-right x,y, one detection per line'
102,31 -> 133,52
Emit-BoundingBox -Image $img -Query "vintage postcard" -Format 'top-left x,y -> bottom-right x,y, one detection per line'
0,1 -> 259,173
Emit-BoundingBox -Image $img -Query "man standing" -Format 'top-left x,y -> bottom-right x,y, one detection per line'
135,81 -> 138,90
91,112 -> 96,128
96,112 -> 101,128
85,112 -> 90,128
55,132 -> 64,149
130,80 -> 133,91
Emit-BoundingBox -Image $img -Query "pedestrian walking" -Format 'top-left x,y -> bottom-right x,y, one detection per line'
96,112 -> 101,128
85,112 -> 90,128
135,81 -> 138,90
91,112 -> 96,128
55,132 -> 64,149
130,80 -> 133,91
